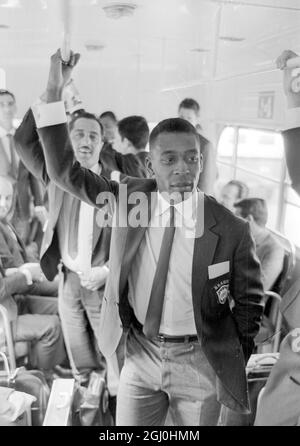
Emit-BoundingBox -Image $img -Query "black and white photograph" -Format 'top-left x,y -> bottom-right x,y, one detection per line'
0,0 -> 300,429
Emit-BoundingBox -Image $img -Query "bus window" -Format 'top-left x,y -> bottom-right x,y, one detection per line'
216,126 -> 297,243
236,129 -> 284,180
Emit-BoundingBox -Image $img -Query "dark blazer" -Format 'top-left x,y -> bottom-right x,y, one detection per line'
36,119 -> 264,412
14,109 -> 111,282
0,136 -> 45,223
0,221 -> 30,269
282,126 -> 300,196
100,142 -> 149,179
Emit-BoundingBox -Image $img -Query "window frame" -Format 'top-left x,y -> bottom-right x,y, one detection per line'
217,125 -> 299,250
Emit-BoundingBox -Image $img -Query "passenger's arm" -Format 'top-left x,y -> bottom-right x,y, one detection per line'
260,244 -> 285,292
35,50 -> 119,206
14,109 -> 49,187
0,273 -> 31,300
278,50 -> 300,196
231,224 -> 264,361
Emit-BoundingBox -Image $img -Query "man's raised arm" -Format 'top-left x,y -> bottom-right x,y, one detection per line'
36,50 -> 119,207
14,107 -> 49,187
277,50 -> 300,196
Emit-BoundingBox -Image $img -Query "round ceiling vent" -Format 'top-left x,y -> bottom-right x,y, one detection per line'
102,2 -> 138,19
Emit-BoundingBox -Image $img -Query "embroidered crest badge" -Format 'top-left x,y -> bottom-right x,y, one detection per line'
214,281 -> 230,305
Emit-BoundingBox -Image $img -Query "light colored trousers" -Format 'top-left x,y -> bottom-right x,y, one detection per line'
58,270 -> 106,383
116,326 -> 222,426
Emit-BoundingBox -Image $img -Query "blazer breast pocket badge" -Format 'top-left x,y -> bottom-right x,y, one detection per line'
214,279 -> 230,305
208,261 -> 230,305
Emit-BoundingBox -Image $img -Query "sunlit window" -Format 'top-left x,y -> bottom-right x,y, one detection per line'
216,126 -> 299,248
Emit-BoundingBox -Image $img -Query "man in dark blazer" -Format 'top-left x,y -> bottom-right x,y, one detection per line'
14,109 -> 113,386
178,98 -> 217,195
31,50 -> 264,426
100,115 -> 149,180
0,89 -> 45,246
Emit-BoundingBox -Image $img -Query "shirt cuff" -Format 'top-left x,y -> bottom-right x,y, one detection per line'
42,220 -> 48,233
110,170 -> 121,183
284,107 -> 300,130
32,101 -> 67,129
19,268 -> 33,286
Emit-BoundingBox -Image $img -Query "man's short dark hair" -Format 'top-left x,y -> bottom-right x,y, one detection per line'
118,116 -> 149,151
0,89 -> 15,102
99,111 -> 117,122
226,180 -> 249,200
234,198 -> 268,227
149,118 -> 200,151
69,111 -> 103,134
178,98 -> 200,114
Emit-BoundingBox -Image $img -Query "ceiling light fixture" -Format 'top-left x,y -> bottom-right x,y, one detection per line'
219,36 -> 245,42
190,48 -> 210,53
85,41 -> 106,51
0,0 -> 20,7
102,2 -> 138,19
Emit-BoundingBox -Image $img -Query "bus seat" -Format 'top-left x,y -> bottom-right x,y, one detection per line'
255,231 -> 296,354
0,304 -> 29,371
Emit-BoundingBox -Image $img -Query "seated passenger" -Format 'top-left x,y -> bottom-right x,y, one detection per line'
234,198 -> 284,291
0,175 -> 58,297
0,89 -> 46,247
0,263 -> 65,370
219,180 -> 249,213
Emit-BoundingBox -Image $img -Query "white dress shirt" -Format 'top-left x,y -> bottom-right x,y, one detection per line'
59,163 -> 100,277
128,190 -> 202,336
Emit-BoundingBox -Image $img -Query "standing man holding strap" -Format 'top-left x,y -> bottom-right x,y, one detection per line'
33,49 -> 263,426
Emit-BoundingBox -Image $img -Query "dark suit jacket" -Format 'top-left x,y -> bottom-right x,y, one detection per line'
282,126 -> 300,196
14,109 -> 111,282
36,118 -> 264,411
0,136 -> 45,222
0,221 -> 29,269
100,142 -> 149,179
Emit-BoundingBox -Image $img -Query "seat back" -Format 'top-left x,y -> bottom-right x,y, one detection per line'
268,228 -> 296,295
256,230 -> 296,353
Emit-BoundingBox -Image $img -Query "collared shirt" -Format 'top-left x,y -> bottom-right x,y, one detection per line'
128,190 -> 202,336
57,163 -> 100,276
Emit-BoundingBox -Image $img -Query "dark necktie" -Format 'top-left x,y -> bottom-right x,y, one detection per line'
68,197 -> 81,259
6,134 -> 18,179
143,205 -> 176,338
